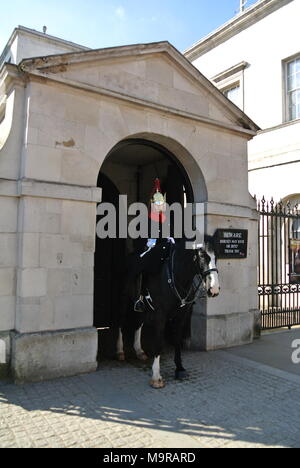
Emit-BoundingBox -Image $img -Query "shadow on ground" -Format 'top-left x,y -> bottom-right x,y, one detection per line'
1,348 -> 300,448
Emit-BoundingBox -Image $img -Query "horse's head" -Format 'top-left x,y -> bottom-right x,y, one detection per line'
171,236 -> 220,300
198,235 -> 220,298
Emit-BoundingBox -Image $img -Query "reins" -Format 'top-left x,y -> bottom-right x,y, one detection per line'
136,241 -> 219,313
167,245 -> 218,308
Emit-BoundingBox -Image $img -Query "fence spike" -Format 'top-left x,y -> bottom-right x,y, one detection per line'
258,197 -> 300,330
262,196 -> 266,211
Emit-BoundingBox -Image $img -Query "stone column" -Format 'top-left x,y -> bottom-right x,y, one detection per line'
191,201 -> 259,350
0,71 -> 26,378
0,180 -> 19,378
11,179 -> 101,382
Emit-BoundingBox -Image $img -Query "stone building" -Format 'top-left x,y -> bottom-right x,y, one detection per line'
185,0 -> 300,328
185,0 -> 300,204
0,26 -> 258,382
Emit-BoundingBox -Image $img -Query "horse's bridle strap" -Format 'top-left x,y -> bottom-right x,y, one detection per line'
167,247 -> 207,308
202,268 -> 219,278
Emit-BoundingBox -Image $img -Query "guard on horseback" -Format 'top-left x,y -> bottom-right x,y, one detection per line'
131,178 -> 174,313
117,177 -> 220,386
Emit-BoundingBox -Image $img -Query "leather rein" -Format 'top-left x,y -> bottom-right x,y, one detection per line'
166,245 -> 218,308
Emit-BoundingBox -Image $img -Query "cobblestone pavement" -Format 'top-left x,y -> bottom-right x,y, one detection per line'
0,349 -> 300,448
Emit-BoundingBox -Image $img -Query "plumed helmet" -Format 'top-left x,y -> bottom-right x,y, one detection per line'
149,178 -> 166,223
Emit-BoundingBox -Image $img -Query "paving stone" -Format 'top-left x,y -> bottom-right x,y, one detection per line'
0,350 -> 300,448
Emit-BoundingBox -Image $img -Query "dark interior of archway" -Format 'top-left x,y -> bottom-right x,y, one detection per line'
94,139 -> 194,359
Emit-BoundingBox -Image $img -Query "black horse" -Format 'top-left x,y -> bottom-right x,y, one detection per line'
116,236 -> 220,388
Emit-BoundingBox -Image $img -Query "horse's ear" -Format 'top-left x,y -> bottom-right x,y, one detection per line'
204,234 -> 216,252
204,234 -> 213,244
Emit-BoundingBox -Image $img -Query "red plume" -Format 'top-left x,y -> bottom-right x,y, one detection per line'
150,178 -> 161,197
149,178 -> 166,223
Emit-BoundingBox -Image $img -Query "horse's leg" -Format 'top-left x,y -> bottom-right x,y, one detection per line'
150,318 -> 166,389
174,343 -> 188,380
173,313 -> 189,380
151,355 -> 163,386
182,308 -> 192,350
133,325 -> 147,361
116,295 -> 128,361
116,328 -> 125,361
116,278 -> 132,361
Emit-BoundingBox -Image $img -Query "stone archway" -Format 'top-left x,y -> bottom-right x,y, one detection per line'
93,136 -> 208,357
108,133 -> 208,203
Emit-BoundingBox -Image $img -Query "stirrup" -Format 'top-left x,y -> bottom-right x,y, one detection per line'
134,297 -> 145,313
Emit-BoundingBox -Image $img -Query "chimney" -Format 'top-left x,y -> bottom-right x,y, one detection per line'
240,0 -> 247,12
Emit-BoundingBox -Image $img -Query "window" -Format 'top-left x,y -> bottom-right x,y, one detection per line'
212,62 -> 248,111
223,84 -> 241,107
287,57 -> 300,121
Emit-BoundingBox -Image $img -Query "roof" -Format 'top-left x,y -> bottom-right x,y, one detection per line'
17,40 -> 259,134
0,25 -> 90,66
184,0 -> 294,61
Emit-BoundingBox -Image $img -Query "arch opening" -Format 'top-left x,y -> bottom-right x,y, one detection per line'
93,137 -> 206,358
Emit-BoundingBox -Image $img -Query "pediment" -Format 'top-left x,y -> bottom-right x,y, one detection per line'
19,42 -> 259,133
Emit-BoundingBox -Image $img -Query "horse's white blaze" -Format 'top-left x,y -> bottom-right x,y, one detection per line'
133,326 -> 144,357
206,250 -> 220,296
116,328 -> 124,355
152,356 -> 161,381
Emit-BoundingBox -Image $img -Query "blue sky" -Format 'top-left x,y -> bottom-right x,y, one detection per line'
1,0 -> 258,54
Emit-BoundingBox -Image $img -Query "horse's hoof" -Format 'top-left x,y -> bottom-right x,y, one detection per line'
150,379 -> 166,389
117,352 -> 125,361
136,351 -> 148,361
175,370 -> 189,380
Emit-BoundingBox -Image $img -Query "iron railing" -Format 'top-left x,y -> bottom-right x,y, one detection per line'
258,197 -> 300,330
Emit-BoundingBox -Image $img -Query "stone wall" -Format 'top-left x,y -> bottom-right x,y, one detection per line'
248,121 -> 300,200
0,47 -> 258,381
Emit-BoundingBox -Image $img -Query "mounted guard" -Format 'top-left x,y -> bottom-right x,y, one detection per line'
116,178 -> 220,387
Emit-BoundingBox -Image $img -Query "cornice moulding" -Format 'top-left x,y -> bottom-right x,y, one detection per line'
184,0 -> 294,61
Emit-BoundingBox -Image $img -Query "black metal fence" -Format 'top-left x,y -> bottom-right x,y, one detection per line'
258,197 -> 300,330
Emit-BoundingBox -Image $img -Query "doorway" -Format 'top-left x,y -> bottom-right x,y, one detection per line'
93,138 -> 194,357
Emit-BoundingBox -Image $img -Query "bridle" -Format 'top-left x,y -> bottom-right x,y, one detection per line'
202,268 -> 219,277
166,245 -> 218,308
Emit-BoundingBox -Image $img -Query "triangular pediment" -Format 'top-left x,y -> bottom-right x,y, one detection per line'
19,42 -> 259,133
